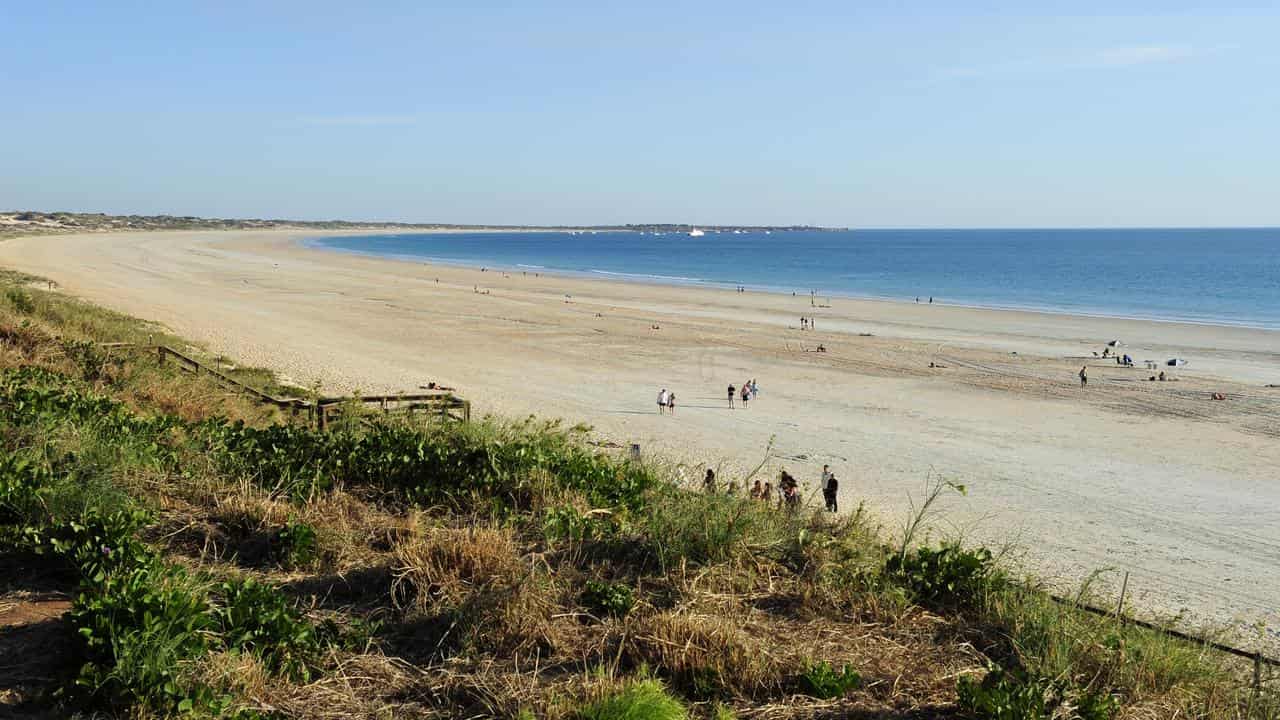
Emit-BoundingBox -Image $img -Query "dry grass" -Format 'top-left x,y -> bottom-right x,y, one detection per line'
392,525 -> 559,658
626,610 -> 781,698
393,526 -> 526,609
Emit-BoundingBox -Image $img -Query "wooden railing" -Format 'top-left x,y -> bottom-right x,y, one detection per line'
149,345 -> 470,427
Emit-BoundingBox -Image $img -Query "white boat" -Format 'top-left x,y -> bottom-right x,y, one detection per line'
688,228 -> 705,237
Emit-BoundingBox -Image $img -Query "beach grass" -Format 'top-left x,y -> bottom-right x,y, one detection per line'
1,269 -> 1276,719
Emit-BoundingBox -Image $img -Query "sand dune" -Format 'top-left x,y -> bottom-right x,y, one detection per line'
2,229 -> 1277,646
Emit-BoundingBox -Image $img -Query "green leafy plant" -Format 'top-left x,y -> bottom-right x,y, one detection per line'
214,576 -> 321,680
581,580 -> 635,618
275,519 -> 318,568
884,541 -> 1002,609
60,338 -> 111,382
0,454 -> 50,525
799,660 -> 862,699
69,559 -> 215,713
957,663 -> 1118,720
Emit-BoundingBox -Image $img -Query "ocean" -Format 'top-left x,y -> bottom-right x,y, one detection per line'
307,228 -> 1280,330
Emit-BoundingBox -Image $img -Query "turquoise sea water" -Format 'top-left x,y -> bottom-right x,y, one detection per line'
307,228 -> 1280,330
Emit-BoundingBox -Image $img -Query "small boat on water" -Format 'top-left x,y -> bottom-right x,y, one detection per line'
688,228 -> 705,237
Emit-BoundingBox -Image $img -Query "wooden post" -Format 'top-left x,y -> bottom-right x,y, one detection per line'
1115,571 -> 1130,622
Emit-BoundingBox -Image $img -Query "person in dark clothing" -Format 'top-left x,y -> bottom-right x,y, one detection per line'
703,468 -> 716,493
727,384 -> 736,409
779,470 -> 799,511
823,473 -> 839,513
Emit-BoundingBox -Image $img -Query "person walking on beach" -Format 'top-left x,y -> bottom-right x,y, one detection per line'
822,465 -> 839,513
657,388 -> 668,414
1079,366 -> 1088,389
740,383 -> 750,407
727,384 -> 736,409
667,391 -> 676,415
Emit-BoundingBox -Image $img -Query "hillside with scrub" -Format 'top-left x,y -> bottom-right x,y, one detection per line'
0,268 -> 1276,719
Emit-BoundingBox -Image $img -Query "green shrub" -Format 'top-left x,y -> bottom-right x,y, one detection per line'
957,663 -> 1117,720
276,519 -> 318,568
577,678 -> 687,720
69,559 -> 214,713
197,416 -> 657,511
6,287 -> 35,313
0,454 -> 50,525
581,580 -> 635,618
799,660 -> 862,699
60,337 -> 111,382
28,507 -> 155,582
884,541 -> 1002,609
214,576 -> 321,680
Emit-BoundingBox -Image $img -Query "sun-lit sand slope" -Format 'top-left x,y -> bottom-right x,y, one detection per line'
4,230 -> 1279,641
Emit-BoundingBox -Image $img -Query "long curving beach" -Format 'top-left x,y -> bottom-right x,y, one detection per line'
3,229 -> 1278,641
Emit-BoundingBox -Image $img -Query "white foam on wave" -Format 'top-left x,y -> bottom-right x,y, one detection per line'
589,269 -> 706,284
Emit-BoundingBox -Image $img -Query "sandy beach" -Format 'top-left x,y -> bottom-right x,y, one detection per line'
2,229 -> 1278,642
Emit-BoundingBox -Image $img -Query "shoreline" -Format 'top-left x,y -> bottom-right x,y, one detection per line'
303,232 -> 1280,335
1,228 -> 1278,641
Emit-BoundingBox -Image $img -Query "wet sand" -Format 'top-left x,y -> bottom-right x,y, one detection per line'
2,229 -> 1278,644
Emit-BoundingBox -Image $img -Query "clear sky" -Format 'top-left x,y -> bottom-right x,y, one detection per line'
2,2 -> 1277,227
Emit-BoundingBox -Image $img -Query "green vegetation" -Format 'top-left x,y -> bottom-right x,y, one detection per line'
581,580 -> 636,618
957,662 -> 1118,720
1,272 -> 1276,719
576,678 -> 686,720
798,660 -> 862,699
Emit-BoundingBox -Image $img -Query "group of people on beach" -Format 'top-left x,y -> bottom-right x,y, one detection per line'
704,464 -> 841,514
656,388 -> 676,414
727,379 -> 759,408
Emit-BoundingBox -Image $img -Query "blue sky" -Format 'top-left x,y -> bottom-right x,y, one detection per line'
2,2 -> 1277,227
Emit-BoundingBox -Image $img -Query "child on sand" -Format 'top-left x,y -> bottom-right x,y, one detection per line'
727,384 -> 736,409
667,392 -> 676,414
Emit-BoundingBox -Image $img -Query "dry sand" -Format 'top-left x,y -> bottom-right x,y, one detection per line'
3,229 -> 1278,645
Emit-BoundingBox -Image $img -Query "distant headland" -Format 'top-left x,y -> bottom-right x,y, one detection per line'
0,210 -> 844,239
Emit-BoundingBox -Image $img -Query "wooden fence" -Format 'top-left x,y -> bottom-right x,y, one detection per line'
149,345 -> 469,427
